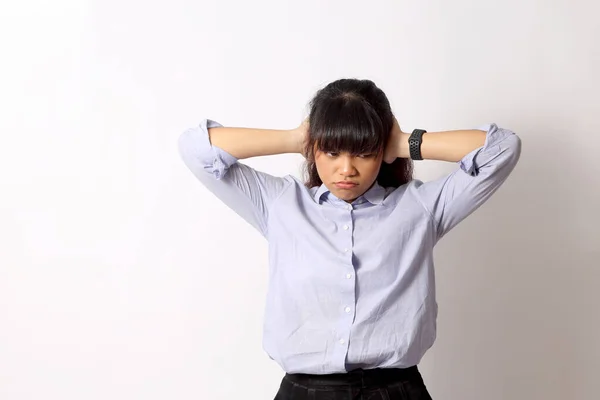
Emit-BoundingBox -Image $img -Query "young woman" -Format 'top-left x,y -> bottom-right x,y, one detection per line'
178,79 -> 521,400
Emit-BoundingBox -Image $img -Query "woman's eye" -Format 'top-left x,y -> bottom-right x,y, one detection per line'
358,154 -> 374,158
326,152 -> 339,157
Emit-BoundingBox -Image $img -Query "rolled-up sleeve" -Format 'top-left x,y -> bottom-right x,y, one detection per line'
413,123 -> 522,240
178,118 -> 293,237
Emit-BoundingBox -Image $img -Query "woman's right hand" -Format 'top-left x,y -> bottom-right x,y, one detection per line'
292,118 -> 310,157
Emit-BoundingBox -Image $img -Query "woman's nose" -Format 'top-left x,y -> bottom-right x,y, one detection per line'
340,156 -> 357,175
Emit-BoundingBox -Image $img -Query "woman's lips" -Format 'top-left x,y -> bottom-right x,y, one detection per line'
334,182 -> 358,189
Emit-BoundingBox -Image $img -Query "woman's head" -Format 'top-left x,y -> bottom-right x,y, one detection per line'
302,78 -> 413,202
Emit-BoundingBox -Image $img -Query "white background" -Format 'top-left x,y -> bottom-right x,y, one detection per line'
1,0 -> 599,399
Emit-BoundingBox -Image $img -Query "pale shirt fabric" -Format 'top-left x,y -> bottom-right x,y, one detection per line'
178,119 -> 521,374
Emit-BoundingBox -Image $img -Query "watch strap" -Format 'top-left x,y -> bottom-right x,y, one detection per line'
408,129 -> 427,160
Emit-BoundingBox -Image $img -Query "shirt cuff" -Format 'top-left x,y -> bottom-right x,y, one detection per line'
459,123 -> 512,176
202,118 -> 239,180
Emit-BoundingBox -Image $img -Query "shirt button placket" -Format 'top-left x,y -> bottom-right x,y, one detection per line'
338,203 -> 355,358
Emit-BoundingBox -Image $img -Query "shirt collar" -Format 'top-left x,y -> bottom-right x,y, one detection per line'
313,181 -> 386,205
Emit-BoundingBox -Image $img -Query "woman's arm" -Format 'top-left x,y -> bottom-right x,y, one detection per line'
208,124 -> 304,159
406,122 -> 522,240
386,118 -> 487,162
178,119 -> 298,237
400,130 -> 487,162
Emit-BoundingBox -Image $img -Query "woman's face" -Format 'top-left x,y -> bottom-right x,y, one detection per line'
314,148 -> 383,203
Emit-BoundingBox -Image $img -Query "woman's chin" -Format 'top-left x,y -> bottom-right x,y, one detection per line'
332,188 -> 362,202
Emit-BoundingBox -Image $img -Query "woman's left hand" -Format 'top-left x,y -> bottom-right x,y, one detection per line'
383,117 -> 405,164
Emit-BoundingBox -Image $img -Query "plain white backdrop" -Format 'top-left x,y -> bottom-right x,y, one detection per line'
1,0 -> 599,399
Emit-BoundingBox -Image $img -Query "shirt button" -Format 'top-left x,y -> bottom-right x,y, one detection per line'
343,225 -> 349,230
344,248 -> 349,253
339,339 -> 345,344
346,273 -> 352,279
347,205 -> 352,210
345,307 -> 351,313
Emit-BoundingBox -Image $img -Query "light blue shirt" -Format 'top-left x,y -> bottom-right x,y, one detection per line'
178,119 -> 521,374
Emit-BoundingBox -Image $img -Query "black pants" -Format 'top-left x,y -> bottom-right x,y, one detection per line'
274,365 -> 433,399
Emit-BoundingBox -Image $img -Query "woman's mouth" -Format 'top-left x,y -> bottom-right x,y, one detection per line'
334,182 -> 358,189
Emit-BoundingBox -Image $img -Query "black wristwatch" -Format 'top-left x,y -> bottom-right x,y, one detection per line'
408,129 -> 427,160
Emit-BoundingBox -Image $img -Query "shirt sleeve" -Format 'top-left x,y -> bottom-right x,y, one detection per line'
177,118 -> 294,237
412,123 -> 522,241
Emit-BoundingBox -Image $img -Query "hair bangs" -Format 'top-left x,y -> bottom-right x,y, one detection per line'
312,98 -> 385,156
